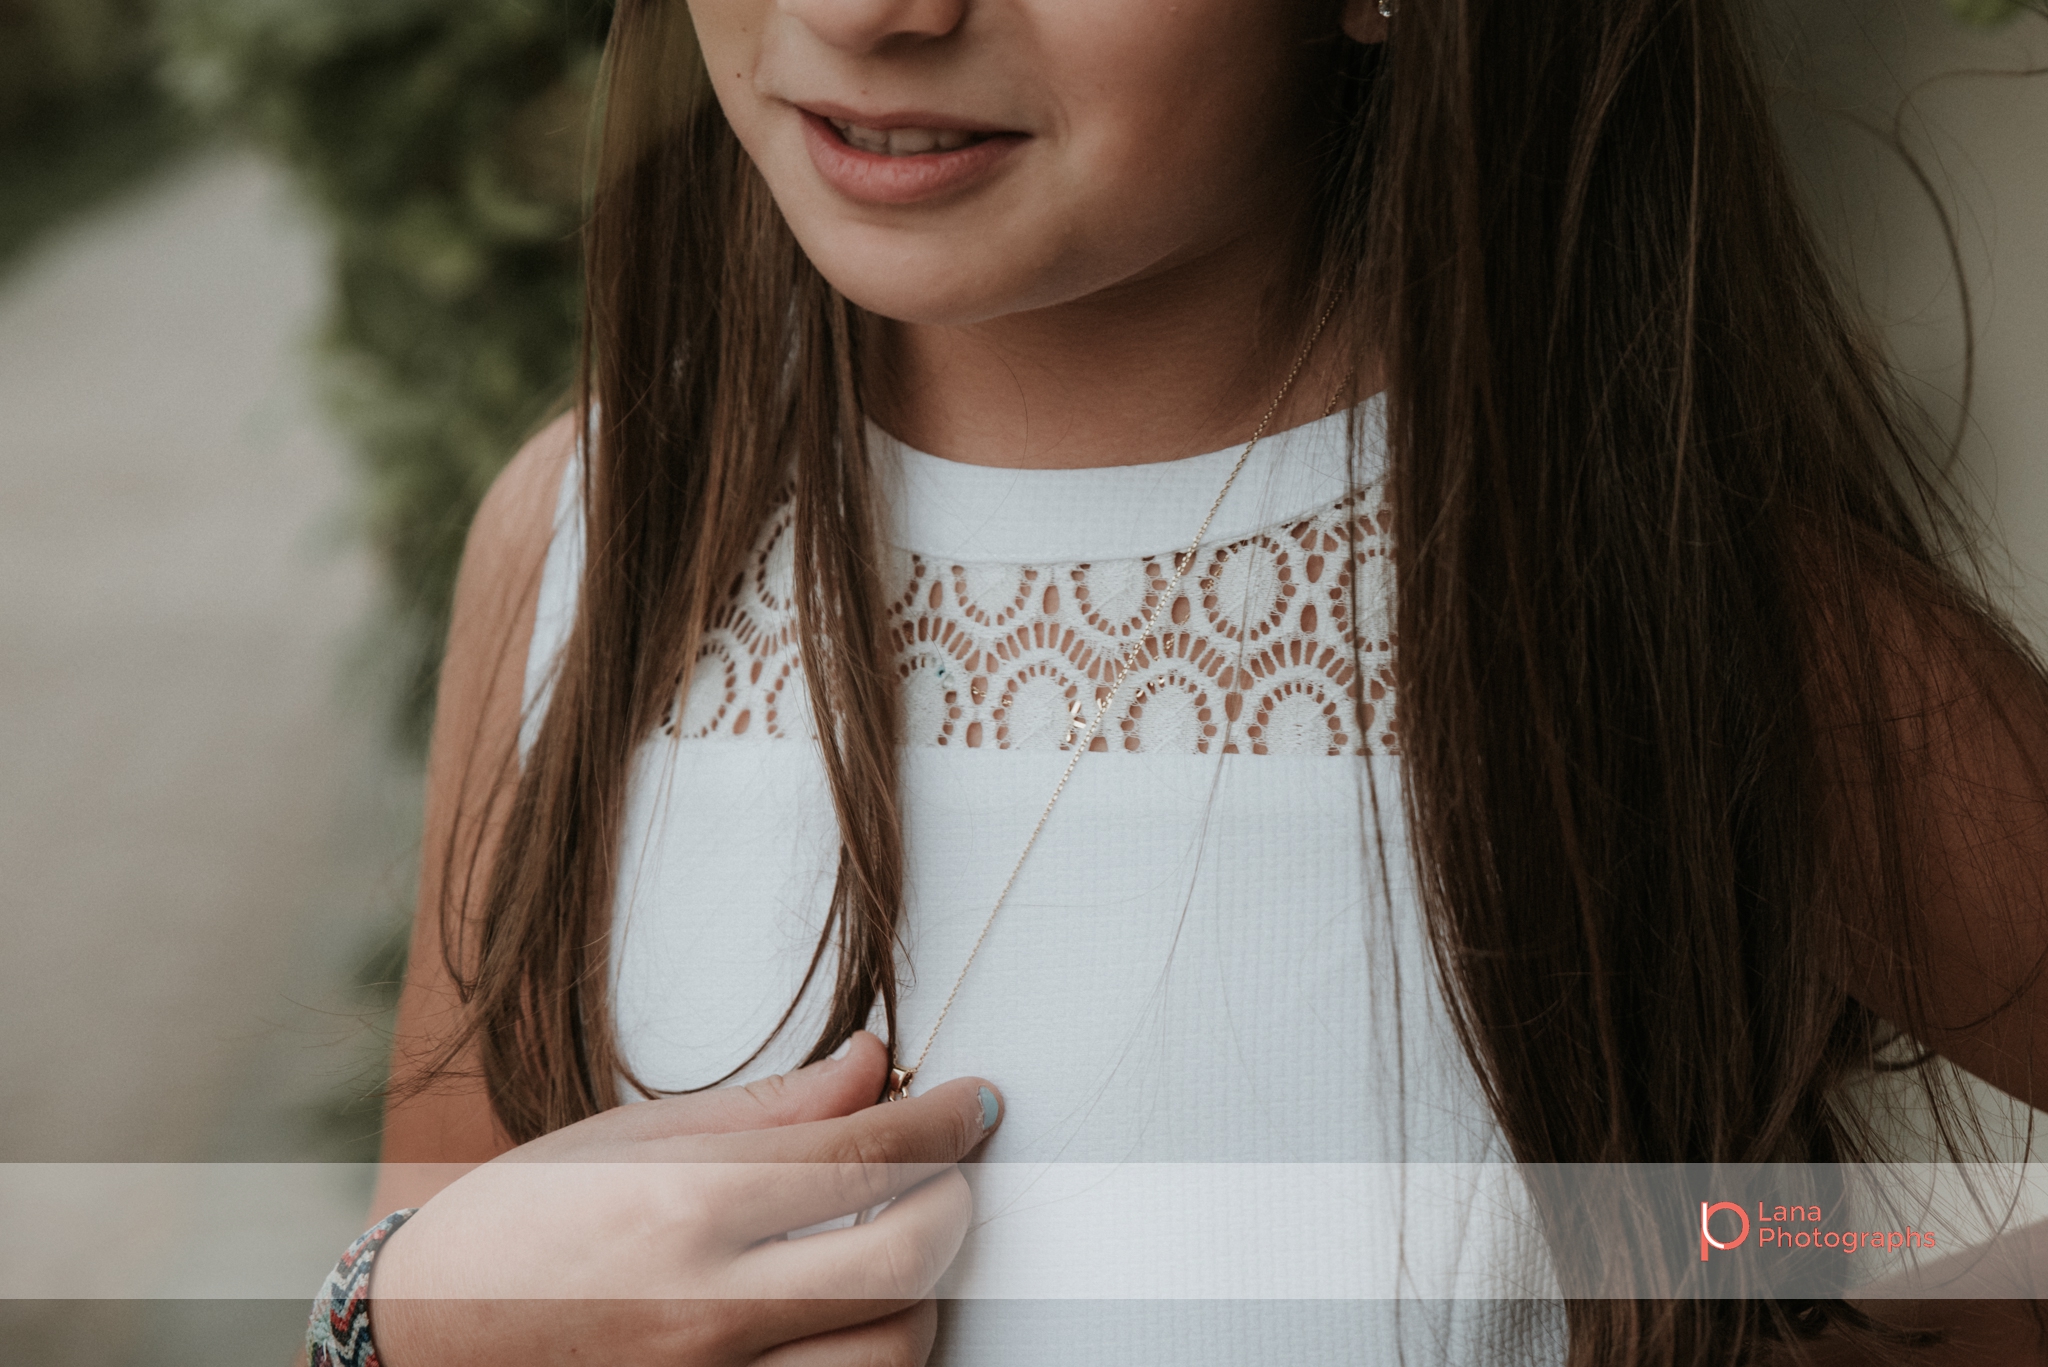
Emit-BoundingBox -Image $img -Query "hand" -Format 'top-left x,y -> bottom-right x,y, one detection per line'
368,1032 -> 1001,1366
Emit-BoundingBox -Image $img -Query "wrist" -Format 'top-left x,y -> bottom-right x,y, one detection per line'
358,1214 -> 435,1367
307,1209 -> 417,1367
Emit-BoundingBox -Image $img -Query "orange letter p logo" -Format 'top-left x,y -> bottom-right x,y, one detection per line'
1700,1201 -> 1750,1262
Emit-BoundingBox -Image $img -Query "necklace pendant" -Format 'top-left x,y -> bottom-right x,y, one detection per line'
883,1066 -> 913,1102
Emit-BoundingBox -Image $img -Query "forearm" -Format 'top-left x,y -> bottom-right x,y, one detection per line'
1795,1299 -> 2048,1366
1796,1214 -> 2048,1364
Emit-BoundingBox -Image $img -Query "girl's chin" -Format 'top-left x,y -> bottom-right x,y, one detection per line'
780,195 -> 1144,330
819,278 -> 1013,330
788,238 -> 1035,329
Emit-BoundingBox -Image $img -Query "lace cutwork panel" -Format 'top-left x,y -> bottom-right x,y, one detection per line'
663,487 -> 1399,756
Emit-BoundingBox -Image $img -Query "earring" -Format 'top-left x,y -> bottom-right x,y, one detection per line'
1378,0 -> 1395,14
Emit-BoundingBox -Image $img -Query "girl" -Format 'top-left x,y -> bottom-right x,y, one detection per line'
316,0 -> 2048,1363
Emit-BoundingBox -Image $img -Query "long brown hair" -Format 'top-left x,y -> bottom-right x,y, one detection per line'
438,1 -> 2048,1361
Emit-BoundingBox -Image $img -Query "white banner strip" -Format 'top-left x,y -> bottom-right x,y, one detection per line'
6,1163 -> 2047,1300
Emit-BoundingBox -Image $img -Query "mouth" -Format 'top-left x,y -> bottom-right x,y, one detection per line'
824,118 -> 998,158
796,107 -> 1026,206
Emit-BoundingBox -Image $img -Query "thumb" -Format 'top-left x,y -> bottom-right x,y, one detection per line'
609,1032 -> 891,1140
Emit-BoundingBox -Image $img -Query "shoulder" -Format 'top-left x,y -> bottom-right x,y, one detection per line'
440,410 -> 579,677
1800,526 -> 2041,737
430,408 -> 580,805
1805,528 -> 2048,1111
460,408 -> 579,608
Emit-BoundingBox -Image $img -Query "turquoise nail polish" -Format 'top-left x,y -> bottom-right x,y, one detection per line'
978,1085 -> 1000,1130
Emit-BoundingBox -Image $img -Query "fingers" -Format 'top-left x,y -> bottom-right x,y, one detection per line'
744,1168 -> 973,1302
719,1171 -> 967,1357
749,1299 -> 938,1367
694,1032 -> 894,1135
693,1078 -> 1002,1243
591,1033 -> 892,1144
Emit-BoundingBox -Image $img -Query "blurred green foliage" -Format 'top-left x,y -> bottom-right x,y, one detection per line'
159,0 -> 617,747
0,0 -> 195,268
1,0 -> 155,131
1947,0 -> 2033,25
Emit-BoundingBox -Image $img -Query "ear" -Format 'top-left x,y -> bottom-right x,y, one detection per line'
1340,0 -> 1389,44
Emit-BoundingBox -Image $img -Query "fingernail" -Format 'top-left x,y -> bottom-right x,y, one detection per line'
829,1036 -> 854,1062
978,1086 -> 1000,1131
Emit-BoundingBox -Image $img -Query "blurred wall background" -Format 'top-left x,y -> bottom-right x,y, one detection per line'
0,1 -> 2042,1363
1770,0 -> 2048,648
2,2 -> 612,1361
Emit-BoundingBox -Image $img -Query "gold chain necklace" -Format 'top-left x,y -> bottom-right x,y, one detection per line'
879,303 -> 1342,1104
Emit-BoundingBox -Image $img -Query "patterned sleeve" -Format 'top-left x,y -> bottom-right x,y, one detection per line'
307,1209 -> 418,1367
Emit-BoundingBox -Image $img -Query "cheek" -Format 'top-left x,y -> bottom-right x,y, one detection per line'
687,1 -> 768,128
1043,40 -> 1308,255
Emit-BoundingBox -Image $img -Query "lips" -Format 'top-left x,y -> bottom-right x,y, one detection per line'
797,108 -> 1025,206
826,119 -> 991,156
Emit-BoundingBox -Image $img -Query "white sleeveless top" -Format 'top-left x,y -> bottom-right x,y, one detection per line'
522,399 -> 1565,1364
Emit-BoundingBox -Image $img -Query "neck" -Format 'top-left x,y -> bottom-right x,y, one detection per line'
864,235 -> 1376,471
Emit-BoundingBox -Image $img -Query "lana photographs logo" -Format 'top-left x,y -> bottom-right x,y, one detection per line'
1698,1201 -> 1939,1262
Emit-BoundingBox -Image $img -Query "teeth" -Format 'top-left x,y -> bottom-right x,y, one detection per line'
828,118 -> 985,156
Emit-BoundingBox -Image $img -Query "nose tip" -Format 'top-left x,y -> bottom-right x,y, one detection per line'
779,0 -> 966,53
